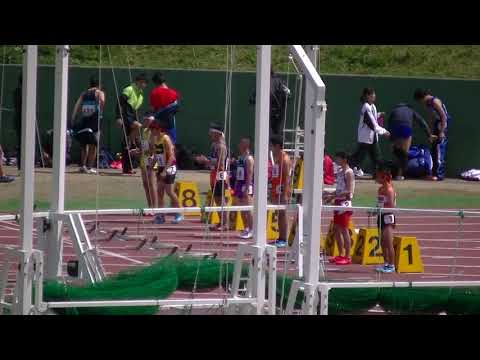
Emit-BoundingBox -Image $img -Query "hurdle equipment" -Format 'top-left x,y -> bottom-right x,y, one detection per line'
175,181 -> 202,217
52,213 -> 106,284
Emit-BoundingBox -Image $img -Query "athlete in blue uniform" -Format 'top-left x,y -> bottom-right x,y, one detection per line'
414,89 -> 451,181
71,77 -> 105,174
232,137 -> 254,239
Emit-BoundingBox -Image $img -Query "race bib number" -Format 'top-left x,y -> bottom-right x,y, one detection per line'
384,214 -> 395,225
216,171 -> 228,181
275,184 -> 283,195
81,104 -> 97,116
236,166 -> 245,181
166,165 -> 177,176
272,165 -> 280,178
155,154 -> 165,167
248,185 -> 253,196
141,140 -> 149,152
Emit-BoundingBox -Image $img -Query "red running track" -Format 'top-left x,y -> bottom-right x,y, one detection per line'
1,211 -> 480,302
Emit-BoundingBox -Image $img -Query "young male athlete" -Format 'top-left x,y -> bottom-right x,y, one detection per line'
71,76 -> 105,174
149,119 -> 182,224
129,116 -> 156,215
325,151 -> 355,265
116,73 -> 147,175
414,89 -> 451,181
268,134 -> 292,248
194,123 -> 230,231
233,137 -> 254,239
375,162 -> 397,273
149,72 -> 179,145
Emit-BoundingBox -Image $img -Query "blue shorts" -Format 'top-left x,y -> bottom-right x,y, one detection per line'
390,124 -> 412,140
166,127 -> 177,145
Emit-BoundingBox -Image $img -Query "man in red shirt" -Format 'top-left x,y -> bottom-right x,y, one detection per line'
148,73 -> 179,145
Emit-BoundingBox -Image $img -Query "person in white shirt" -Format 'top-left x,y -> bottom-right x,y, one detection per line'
350,88 -> 390,177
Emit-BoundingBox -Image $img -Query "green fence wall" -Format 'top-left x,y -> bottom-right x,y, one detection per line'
0,64 -> 479,177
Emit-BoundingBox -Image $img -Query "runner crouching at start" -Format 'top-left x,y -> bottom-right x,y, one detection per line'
194,123 -> 230,232
268,134 -> 292,248
232,136 -> 254,239
149,119 -> 183,224
325,151 -> 355,265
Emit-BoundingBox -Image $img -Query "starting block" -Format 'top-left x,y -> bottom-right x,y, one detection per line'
352,228 -> 384,265
324,220 -> 357,257
175,181 -> 201,217
394,236 -> 424,273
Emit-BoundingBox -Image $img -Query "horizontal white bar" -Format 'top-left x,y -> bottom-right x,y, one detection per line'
45,297 -> 256,309
323,281 -> 480,290
322,206 -> 480,216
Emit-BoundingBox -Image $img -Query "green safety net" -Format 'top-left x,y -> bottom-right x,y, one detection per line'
42,258 -> 480,315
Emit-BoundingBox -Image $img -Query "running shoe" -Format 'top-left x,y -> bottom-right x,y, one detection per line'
122,170 -> 136,176
335,256 -> 352,265
0,175 -> 15,183
79,166 -> 88,173
353,167 -> 364,177
153,214 -> 165,224
239,229 -> 253,239
274,239 -> 287,248
394,176 -> 405,181
172,214 -> 184,224
328,256 -> 343,264
375,264 -> 396,273
425,176 -> 438,181
87,168 -> 97,174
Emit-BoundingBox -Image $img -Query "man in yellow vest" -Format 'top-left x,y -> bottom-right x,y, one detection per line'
116,73 -> 147,175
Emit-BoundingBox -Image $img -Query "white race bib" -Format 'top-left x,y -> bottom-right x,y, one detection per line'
384,214 -> 395,225
236,166 -> 245,181
155,154 -> 165,167
81,104 -> 97,116
166,165 -> 177,176
272,165 -> 280,178
216,171 -> 228,181
141,140 -> 149,152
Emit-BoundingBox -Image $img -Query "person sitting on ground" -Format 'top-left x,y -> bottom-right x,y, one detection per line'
324,151 -> 355,265
375,161 -> 397,274
232,136 -> 254,240
130,116 -> 156,215
149,118 -> 183,224
350,88 -> 390,178
0,144 -> 15,183
387,103 -> 435,180
116,73 -> 148,175
194,123 -> 230,231
71,76 -> 105,174
414,89 -> 451,181
268,134 -> 292,248
148,72 -> 179,145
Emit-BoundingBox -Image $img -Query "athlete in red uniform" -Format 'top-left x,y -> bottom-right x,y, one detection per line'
269,135 -> 292,248
325,151 -> 355,265
375,162 -> 397,273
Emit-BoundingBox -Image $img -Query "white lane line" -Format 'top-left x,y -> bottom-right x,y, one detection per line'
0,224 -> 22,232
63,239 -> 145,265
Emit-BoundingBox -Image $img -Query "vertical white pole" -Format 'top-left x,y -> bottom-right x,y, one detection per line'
16,45 -> 38,315
302,45 -> 326,284
252,45 -> 271,315
46,45 -> 69,279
